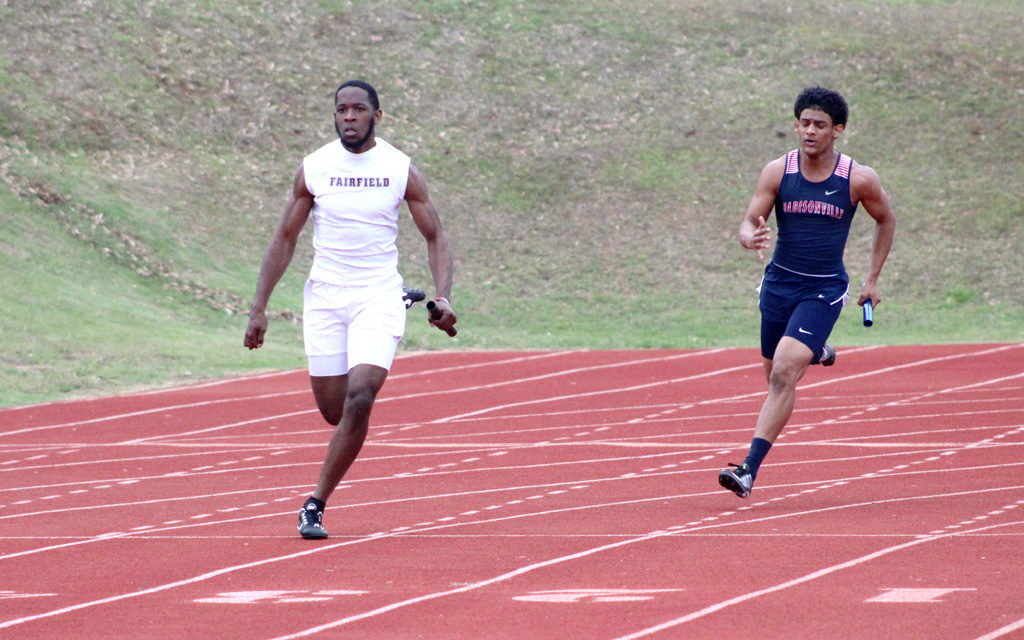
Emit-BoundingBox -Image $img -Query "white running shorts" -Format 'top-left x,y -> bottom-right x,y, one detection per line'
302,279 -> 405,376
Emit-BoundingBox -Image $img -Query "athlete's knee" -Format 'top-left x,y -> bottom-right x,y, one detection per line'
344,385 -> 379,418
767,359 -> 803,391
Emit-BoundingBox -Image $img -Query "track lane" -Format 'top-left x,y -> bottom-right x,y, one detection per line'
1,345 -> 1022,639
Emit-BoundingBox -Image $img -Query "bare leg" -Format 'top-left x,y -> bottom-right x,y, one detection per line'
719,337 -> 818,497
753,336 -> 814,444
309,363 -> 389,503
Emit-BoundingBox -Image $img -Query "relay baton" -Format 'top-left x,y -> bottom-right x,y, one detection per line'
426,300 -> 458,337
863,299 -> 873,327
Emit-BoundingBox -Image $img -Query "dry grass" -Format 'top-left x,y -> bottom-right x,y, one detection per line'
1,0 -> 1022,402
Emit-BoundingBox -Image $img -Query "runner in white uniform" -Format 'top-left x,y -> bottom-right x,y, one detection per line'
302,136 -> 412,376
244,80 -> 456,539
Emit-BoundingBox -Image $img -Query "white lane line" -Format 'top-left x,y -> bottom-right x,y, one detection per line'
608,518 -> 1024,640
268,509 -> 1024,639
2,479 -> 1021,632
435,345 -> 1023,424
4,346 -> 1019,626
121,351 -> 727,444
0,350 -> 630,438
973,616 -> 1024,640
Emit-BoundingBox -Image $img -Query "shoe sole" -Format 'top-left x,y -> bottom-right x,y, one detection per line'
299,526 -> 328,540
821,345 -> 836,367
718,470 -> 751,498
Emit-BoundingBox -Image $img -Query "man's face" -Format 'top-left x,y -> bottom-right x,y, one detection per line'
794,108 -> 843,156
334,86 -> 381,152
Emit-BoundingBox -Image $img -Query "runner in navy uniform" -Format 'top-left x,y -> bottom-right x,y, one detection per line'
719,87 -> 895,498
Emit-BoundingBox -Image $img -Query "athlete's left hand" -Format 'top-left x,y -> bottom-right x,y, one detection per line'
858,280 -> 881,309
244,309 -> 268,350
428,298 -> 458,337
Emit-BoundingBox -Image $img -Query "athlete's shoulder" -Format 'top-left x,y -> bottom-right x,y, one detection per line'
849,157 -> 877,177
848,159 -> 885,203
759,152 -> 790,182
849,159 -> 881,188
771,151 -> 796,167
372,138 -> 411,163
304,139 -> 342,164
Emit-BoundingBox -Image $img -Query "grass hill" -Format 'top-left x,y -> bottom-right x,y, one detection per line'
1,0 -> 1022,407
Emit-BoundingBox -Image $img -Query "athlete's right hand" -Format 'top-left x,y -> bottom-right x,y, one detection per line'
244,309 -> 268,350
741,216 -> 772,261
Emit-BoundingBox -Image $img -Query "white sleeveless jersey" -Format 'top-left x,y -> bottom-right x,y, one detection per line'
302,138 -> 411,287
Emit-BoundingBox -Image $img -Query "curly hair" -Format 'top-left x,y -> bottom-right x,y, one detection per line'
335,80 -> 380,111
794,87 -> 848,127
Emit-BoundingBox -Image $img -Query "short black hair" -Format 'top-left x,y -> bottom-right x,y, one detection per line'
335,80 -> 380,111
794,87 -> 848,127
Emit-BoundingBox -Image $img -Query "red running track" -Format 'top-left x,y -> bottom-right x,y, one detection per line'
1,345 -> 1023,639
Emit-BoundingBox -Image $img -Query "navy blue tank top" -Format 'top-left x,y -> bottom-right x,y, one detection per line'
770,150 -> 857,277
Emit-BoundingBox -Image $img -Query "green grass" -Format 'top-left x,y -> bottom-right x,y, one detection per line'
0,187 -> 308,406
1,0 -> 1022,407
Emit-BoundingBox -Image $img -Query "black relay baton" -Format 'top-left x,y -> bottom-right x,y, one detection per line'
426,300 -> 458,337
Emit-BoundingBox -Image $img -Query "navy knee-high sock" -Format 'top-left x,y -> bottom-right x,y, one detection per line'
742,437 -> 772,480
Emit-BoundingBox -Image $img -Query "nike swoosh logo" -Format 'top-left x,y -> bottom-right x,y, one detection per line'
798,328 -> 813,335
825,189 -> 838,196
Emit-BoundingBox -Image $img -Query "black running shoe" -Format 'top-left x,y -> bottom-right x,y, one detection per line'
820,344 -> 836,366
718,462 -> 754,498
401,287 -> 426,309
298,503 -> 328,539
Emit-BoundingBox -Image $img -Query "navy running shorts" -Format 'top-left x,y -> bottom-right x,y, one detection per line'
758,263 -> 848,361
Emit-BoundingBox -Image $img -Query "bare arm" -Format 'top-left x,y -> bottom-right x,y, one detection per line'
405,163 -> 456,334
244,164 -> 314,349
739,158 -> 784,261
851,163 -> 896,307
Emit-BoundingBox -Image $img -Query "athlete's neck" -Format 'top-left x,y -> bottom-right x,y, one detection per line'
341,138 -> 377,154
799,149 -> 838,181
